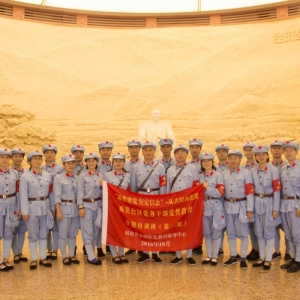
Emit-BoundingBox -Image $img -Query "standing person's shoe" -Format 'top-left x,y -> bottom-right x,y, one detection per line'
97,248 -> 106,259
152,254 -> 162,264
137,253 -> 150,263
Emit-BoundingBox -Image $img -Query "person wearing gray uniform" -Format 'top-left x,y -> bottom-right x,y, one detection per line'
54,154 -> 80,266
223,150 -> 254,270
20,150 -> 54,270
251,145 -> 281,270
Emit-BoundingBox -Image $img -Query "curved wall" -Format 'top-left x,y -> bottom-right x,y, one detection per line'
0,15 -> 300,160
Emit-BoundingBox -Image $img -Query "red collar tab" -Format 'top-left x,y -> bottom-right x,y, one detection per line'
230,168 -> 240,173
33,170 -> 42,175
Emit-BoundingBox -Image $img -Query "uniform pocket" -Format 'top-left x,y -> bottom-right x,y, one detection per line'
5,205 -> 19,228
212,209 -> 226,230
46,210 -> 54,230
61,203 -> 72,215
28,201 -> 37,214
238,204 -> 254,223
95,207 -> 102,228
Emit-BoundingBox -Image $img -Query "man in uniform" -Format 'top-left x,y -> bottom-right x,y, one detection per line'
71,144 -> 86,176
156,139 -> 176,172
124,140 -> 142,174
166,145 -> 199,266
242,142 -> 259,261
131,141 -> 166,263
279,141 -> 300,273
270,140 -> 291,261
215,144 -> 230,173
223,150 -> 254,270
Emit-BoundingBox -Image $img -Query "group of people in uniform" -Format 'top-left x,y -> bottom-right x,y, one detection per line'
0,137 -> 299,274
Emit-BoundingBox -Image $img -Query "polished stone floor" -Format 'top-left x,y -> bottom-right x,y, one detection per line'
1,232 -> 299,300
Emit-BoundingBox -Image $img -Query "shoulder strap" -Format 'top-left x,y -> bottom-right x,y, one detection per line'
76,165 -> 85,176
139,163 -> 159,190
118,176 -> 125,188
171,164 -> 188,190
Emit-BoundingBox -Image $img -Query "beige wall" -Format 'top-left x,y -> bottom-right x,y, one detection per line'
0,16 -> 300,162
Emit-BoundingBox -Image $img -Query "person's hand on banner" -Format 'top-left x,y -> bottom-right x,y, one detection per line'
202,182 -> 208,189
99,179 -> 103,186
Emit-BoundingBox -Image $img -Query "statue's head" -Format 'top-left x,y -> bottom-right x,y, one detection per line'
151,109 -> 161,122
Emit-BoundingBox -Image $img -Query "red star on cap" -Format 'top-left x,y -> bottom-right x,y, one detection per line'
106,141 -> 109,144
77,145 -> 80,148
275,140 -> 278,142
286,141 -> 290,144
132,140 -> 135,142
221,144 -> 224,146
117,152 -> 120,154
258,146 -> 262,149
193,138 -> 196,141
179,144 -> 182,146
89,152 -> 92,155
19,148 -> 22,151
205,153 -> 208,156
4,148 -> 7,151
48,144 -> 51,147
165,139 -> 167,142
69,154 -> 72,157
35,150 -> 39,152
146,141 -> 149,143
247,142 -> 250,144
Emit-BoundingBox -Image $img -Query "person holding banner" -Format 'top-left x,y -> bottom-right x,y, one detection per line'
223,150 -> 254,270
199,152 -> 225,267
0,148 -> 20,271
166,145 -> 199,266
131,141 -> 166,264
77,152 -> 103,266
103,152 -> 131,264
20,150 -> 54,270
53,154 -> 80,266
251,145 -> 281,271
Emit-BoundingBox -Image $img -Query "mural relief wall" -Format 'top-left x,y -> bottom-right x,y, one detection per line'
0,16 -> 299,162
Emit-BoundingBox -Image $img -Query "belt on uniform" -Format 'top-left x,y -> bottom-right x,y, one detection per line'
0,193 -> 16,199
83,197 -> 101,203
138,188 -> 159,193
224,197 -> 246,203
254,193 -> 273,198
283,195 -> 300,200
61,199 -> 77,203
28,196 -> 48,201
205,196 -> 221,201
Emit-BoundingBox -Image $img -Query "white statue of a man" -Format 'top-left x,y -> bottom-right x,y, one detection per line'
138,109 -> 176,158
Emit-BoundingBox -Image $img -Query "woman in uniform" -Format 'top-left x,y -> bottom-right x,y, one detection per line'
103,153 -> 131,265
77,152 -> 102,266
20,150 -> 54,270
251,145 -> 281,270
54,154 -> 80,266
0,148 -> 19,271
199,152 -> 226,267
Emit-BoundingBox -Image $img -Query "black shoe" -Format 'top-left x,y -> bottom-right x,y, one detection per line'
83,245 -> 87,257
70,256 -> 80,264
120,255 -> 129,263
87,258 -> 102,265
152,254 -> 162,264
281,259 -> 295,269
192,248 -> 197,254
138,251 -> 144,256
240,261 -> 248,269
39,259 -> 52,268
236,254 -> 241,259
284,253 -> 292,261
137,253 -> 150,263
29,261 -> 37,271
97,248 -> 106,259
247,249 -> 260,261
263,261 -> 271,271
13,255 -> 21,264
63,257 -> 71,266
51,251 -> 58,260
287,262 -> 300,273
19,254 -> 28,262
211,258 -> 218,266
125,249 -> 136,256
105,245 -> 112,255
202,257 -> 211,265
186,257 -> 196,266
252,259 -> 264,268
112,256 -> 122,265
272,252 -> 281,260
3,263 -> 14,270
170,257 -> 183,265
218,250 -> 224,257
224,258 -> 237,266
195,245 -> 203,255
46,251 -> 52,260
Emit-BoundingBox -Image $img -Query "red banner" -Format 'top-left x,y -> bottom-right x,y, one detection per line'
102,182 -> 204,251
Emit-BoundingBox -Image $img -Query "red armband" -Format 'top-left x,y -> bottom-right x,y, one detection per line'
193,180 -> 199,187
16,180 -> 20,193
245,183 -> 254,195
216,184 -> 225,196
160,175 -> 166,187
272,179 -> 281,192
49,183 -> 53,193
